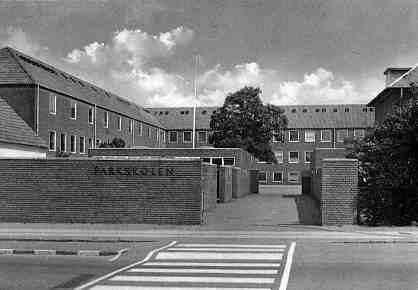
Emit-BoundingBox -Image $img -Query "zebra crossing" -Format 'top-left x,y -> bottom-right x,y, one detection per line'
78,241 -> 296,290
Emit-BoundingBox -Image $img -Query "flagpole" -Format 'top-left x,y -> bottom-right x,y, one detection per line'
192,55 -> 198,149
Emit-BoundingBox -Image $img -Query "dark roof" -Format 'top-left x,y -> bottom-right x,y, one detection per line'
147,104 -> 375,130
369,65 -> 418,106
0,96 -> 47,148
0,47 -> 163,128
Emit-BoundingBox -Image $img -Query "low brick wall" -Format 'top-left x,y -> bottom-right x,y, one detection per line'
218,166 -> 233,203
202,163 -> 217,211
320,158 -> 358,225
0,158 -> 217,225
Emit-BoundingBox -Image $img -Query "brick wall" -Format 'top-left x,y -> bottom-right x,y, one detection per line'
320,158 -> 358,225
0,158 -> 216,225
201,163 -> 217,212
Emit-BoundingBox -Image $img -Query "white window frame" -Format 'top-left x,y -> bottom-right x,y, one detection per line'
49,94 -> 56,115
288,151 -> 299,164
272,171 -> 283,183
222,157 -> 235,166
354,129 -> 365,138
70,101 -> 77,120
88,107 -> 94,124
138,122 -> 143,136
183,131 -> 192,143
129,119 -> 133,133
275,151 -> 284,163
304,130 -> 315,143
60,133 -> 67,152
305,151 -> 313,164
258,171 -> 267,183
117,116 -> 122,131
70,135 -> 76,153
104,111 -> 109,128
161,130 -> 166,143
198,131 -> 207,143
169,131 -> 178,143
288,130 -> 300,142
49,131 -> 56,151
79,136 -> 86,154
321,129 -> 332,142
337,129 -> 348,143
288,171 -> 300,183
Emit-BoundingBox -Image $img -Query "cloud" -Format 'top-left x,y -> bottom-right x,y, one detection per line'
0,26 -> 47,57
269,68 -> 366,105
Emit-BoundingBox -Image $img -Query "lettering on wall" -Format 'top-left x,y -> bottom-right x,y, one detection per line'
94,166 -> 175,176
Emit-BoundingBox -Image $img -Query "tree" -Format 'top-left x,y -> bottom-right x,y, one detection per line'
209,86 -> 287,162
99,137 -> 126,148
350,98 -> 418,226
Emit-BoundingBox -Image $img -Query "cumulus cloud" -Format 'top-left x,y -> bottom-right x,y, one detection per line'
269,68 -> 365,105
0,26 -> 48,57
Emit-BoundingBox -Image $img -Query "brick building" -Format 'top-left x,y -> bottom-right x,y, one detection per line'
0,47 -> 165,157
0,96 -> 47,157
147,104 -> 375,185
368,67 -> 418,123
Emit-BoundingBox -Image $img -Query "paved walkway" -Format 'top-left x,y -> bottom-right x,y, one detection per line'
206,192 -> 321,227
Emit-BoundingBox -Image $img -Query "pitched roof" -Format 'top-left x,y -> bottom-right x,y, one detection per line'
147,104 -> 375,130
0,47 -> 163,128
0,96 -> 47,148
368,65 -> 418,106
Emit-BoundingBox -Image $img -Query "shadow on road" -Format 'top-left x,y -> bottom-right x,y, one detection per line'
283,194 -> 321,225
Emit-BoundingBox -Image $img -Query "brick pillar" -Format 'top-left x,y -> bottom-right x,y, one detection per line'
321,158 -> 358,225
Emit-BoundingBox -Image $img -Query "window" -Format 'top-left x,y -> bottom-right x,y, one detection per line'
291,108 -> 297,113
169,131 -> 178,143
198,131 -> 207,143
337,129 -> 348,143
88,138 -> 93,149
129,119 -> 133,133
88,107 -> 94,124
202,157 -> 211,163
304,130 -> 315,142
96,139 -> 100,147
117,116 -> 122,131
144,125 -> 149,137
273,130 -> 284,143
138,122 -> 143,136
49,131 -> 56,151
70,135 -> 76,153
275,151 -> 283,163
345,108 -> 350,112
321,130 -> 332,142
147,127 -> 151,138
273,172 -> 283,183
183,131 -> 192,143
60,133 -> 66,152
104,111 -> 109,128
160,131 -> 165,144
70,101 -> 77,120
223,157 -> 235,166
289,130 -> 299,142
212,157 -> 222,166
289,151 -> 299,163
79,136 -> 85,154
305,151 -> 312,163
333,108 -> 338,112
288,171 -> 300,183
258,171 -> 267,182
354,129 -> 365,139
49,94 -> 56,115
322,108 -> 326,112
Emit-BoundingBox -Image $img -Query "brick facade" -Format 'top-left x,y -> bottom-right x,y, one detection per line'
218,166 -> 233,203
0,158 -> 217,225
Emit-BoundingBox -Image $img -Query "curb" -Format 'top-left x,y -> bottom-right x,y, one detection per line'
0,248 -> 118,256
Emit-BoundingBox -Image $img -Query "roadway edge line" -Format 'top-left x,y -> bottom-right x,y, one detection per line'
278,242 -> 296,290
73,240 -> 177,290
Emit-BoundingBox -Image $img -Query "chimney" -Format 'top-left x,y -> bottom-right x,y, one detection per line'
384,67 -> 411,87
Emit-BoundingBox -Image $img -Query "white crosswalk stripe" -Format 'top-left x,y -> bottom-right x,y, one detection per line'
85,242 -> 292,290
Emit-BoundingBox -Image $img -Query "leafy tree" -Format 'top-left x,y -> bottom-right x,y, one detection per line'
99,137 -> 126,148
350,97 -> 418,226
209,86 -> 287,162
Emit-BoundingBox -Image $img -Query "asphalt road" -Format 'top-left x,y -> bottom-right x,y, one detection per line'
1,237 -> 417,290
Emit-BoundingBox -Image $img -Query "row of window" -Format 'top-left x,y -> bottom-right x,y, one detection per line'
258,171 -> 300,183
49,94 -> 165,141
273,129 -> 365,143
168,131 -> 208,144
288,107 -> 373,113
272,151 -> 312,164
48,131 -> 95,153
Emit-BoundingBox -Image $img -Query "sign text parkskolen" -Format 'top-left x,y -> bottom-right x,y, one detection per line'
94,166 -> 175,176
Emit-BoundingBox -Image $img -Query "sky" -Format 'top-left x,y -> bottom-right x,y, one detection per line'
0,0 -> 417,107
